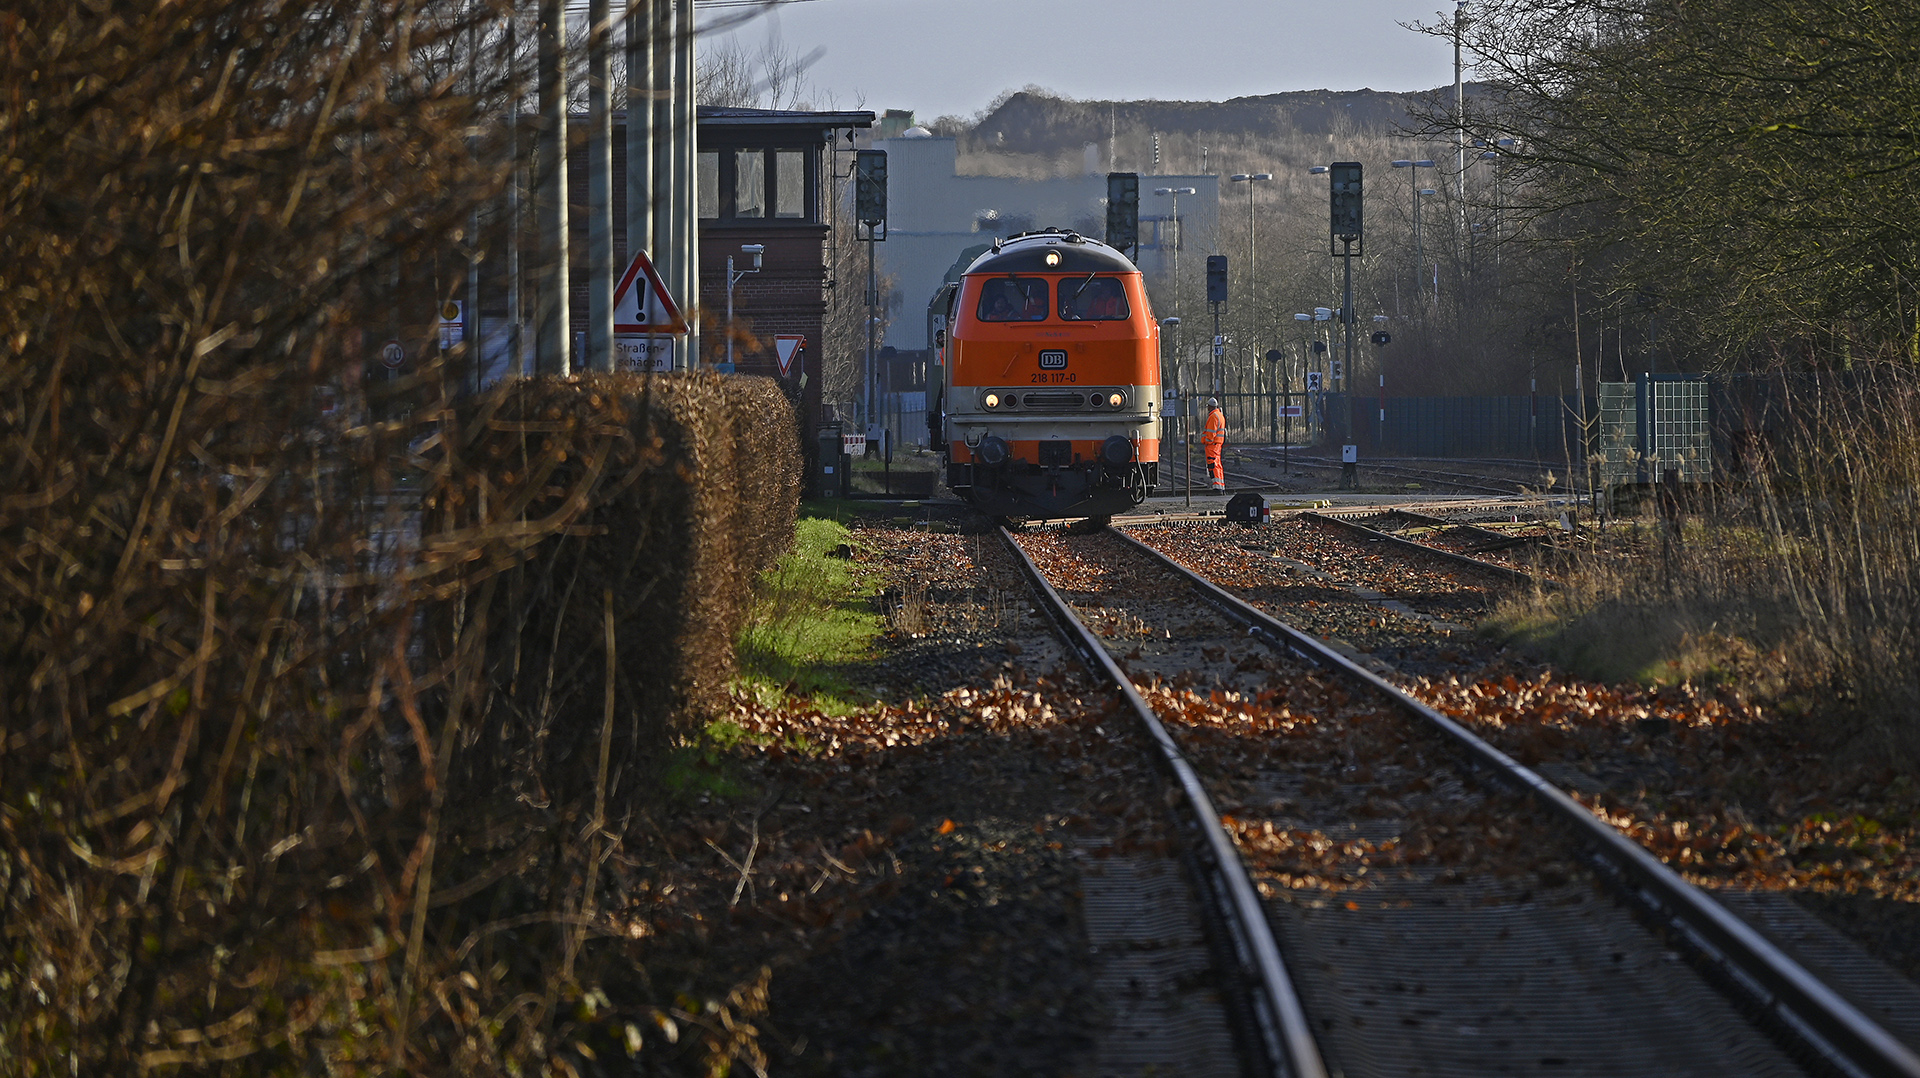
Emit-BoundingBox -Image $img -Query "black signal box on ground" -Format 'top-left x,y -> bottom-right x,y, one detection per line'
1224,492 -> 1268,527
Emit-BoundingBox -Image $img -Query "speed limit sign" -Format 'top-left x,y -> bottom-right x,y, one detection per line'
380,340 -> 406,369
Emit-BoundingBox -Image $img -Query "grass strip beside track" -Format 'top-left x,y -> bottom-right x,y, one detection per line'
734,502 -> 886,711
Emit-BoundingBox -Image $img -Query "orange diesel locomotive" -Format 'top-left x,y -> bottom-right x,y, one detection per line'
932,229 -> 1161,521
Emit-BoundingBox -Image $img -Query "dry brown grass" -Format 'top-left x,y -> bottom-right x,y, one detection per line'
1490,368 -> 1920,761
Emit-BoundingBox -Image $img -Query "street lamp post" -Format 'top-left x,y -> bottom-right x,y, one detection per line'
1471,138 -> 1517,280
725,243 -> 764,372
1390,159 -> 1436,304
1453,0 -> 1470,230
1153,186 -> 1196,321
1229,172 -> 1272,403
1419,188 -> 1437,304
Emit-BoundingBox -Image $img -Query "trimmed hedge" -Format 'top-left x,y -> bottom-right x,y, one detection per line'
436,372 -> 801,813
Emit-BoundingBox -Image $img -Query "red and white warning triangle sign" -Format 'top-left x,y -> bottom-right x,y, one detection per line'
773,335 -> 805,377
612,248 -> 688,334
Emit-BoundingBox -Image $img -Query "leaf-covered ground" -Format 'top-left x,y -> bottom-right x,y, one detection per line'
619,515 -> 1205,1076
1128,518 -> 1920,982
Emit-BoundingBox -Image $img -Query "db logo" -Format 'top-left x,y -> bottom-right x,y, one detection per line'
1038,350 -> 1068,370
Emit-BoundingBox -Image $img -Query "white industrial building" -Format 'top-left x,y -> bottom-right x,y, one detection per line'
869,128 -> 1221,354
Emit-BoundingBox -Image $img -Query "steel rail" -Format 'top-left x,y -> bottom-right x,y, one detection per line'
1112,526 -> 1920,1078
1366,507 -> 1547,559
1267,453 -> 1533,497
1301,510 -> 1539,588
997,528 -> 1328,1078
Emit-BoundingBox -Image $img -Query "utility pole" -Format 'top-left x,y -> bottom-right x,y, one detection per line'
534,0 -> 570,375
675,0 -> 698,369
587,0 -> 614,372
1230,172 -> 1271,403
626,0 -> 655,370
651,0 -> 676,367
1454,0 -> 1469,232
505,7 -> 523,376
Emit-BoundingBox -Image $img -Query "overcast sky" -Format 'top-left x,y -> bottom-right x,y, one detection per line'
703,0 -> 1465,120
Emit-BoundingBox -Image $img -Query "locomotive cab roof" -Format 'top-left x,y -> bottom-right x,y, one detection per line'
963,228 -> 1137,276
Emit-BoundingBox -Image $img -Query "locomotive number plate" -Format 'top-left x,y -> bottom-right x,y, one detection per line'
1037,350 -> 1068,370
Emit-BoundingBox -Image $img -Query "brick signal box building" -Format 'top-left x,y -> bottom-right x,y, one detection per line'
583,106 -> 872,455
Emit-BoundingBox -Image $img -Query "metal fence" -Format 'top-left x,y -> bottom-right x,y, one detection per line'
1597,375 -> 1712,487
1320,393 -> 1592,461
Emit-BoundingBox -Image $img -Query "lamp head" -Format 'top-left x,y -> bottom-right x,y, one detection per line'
741,243 -> 765,270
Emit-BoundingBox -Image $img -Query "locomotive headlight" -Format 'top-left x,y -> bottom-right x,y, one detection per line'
983,392 -> 1001,409
1108,392 -> 1125,408
1044,250 -> 1060,267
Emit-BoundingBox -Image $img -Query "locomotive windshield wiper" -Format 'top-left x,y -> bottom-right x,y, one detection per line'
1064,271 -> 1096,304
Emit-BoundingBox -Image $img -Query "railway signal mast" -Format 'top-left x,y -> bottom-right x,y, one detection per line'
1207,254 -> 1228,395
1312,163 -> 1364,393
855,149 -> 888,440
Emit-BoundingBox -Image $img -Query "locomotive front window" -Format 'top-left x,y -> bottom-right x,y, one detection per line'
977,277 -> 1050,322
1059,276 -> 1131,321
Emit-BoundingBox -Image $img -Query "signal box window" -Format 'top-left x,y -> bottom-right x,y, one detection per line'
697,151 -> 720,219
775,150 -> 805,218
697,145 -> 818,223
977,278 -> 1049,322
1060,277 -> 1129,321
734,149 -> 766,218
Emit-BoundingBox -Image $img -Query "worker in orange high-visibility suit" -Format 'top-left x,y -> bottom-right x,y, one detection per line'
1202,397 -> 1226,492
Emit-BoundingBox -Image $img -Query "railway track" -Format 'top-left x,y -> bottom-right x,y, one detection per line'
998,528 -> 1327,1078
1004,521 -> 1920,1078
1300,509 -> 1540,587
1235,449 -> 1563,498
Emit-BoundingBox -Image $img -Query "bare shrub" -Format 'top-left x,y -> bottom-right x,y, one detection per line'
1496,367 -> 1920,758
0,2 -> 801,1073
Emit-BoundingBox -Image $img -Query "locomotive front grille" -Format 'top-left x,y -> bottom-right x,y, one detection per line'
1022,391 -> 1086,410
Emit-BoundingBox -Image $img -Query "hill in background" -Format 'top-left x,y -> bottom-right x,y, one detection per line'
920,86 -> 1469,177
